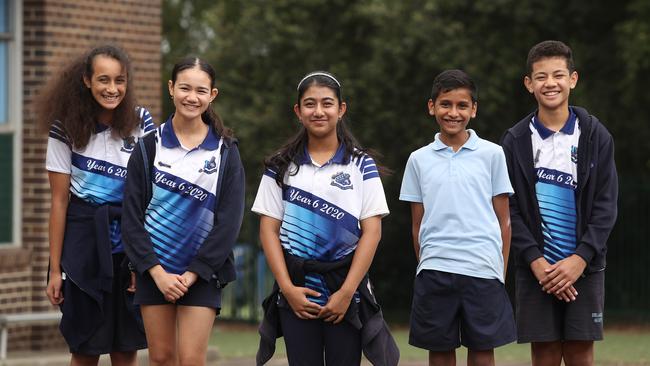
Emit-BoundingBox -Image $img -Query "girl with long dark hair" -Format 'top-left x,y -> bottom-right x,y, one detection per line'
43,44 -> 153,366
253,71 -> 398,366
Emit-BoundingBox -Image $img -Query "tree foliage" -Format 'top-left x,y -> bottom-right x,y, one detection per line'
162,0 -> 650,320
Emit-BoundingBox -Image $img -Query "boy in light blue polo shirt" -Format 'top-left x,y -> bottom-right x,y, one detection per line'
400,69 -> 516,366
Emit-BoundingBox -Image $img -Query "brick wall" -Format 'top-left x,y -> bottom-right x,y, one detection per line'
0,0 -> 161,353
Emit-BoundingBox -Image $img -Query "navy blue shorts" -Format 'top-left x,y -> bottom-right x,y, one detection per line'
409,269 -> 516,351
134,270 -> 222,309
61,253 -> 147,355
516,268 -> 604,342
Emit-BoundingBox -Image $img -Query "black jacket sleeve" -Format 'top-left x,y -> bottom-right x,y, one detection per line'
187,143 -> 246,282
500,132 -> 544,266
121,136 -> 161,274
575,129 -> 618,264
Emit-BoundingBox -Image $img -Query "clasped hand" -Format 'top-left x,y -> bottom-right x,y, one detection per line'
532,255 -> 586,302
151,270 -> 198,303
283,285 -> 352,324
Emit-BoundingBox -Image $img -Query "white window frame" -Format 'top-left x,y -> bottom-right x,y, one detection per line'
0,0 -> 22,246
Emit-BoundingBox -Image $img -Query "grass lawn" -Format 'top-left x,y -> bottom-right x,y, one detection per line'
211,323 -> 650,364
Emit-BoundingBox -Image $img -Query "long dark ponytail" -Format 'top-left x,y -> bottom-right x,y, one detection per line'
170,57 -> 234,141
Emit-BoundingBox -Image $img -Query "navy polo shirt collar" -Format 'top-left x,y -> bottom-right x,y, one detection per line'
94,122 -> 110,133
299,143 -> 348,166
532,107 -> 577,140
431,129 -> 479,151
161,114 -> 220,150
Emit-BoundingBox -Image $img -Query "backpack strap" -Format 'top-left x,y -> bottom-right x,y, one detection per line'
137,133 -> 156,204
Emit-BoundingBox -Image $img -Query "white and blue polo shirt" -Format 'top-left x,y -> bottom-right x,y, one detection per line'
399,129 -> 513,283
252,144 -> 389,305
143,118 -> 223,275
530,108 -> 580,264
46,107 -> 155,252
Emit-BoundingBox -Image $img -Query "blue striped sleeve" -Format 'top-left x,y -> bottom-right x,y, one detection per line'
138,106 -> 155,133
49,120 -> 70,145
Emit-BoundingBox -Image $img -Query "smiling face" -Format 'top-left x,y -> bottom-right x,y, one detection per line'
294,85 -> 346,141
525,56 -> 578,113
168,66 -> 218,122
83,55 -> 127,113
428,87 -> 477,141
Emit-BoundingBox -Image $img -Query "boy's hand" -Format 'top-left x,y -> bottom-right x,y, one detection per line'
319,288 -> 354,324
530,257 -> 552,282
555,285 -> 578,302
540,254 -> 587,295
530,257 -> 578,301
282,285 -> 322,320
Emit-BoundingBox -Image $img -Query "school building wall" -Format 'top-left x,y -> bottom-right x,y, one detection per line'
0,0 -> 161,353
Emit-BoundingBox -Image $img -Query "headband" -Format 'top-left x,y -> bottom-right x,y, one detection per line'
296,72 -> 341,90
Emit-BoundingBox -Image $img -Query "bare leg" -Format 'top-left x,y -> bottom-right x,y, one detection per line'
467,348 -> 494,366
70,354 -> 99,366
109,350 -> 138,366
531,341 -> 563,366
141,304 -> 178,366
429,350 -> 455,366
563,340 -> 594,366
176,305 -> 217,366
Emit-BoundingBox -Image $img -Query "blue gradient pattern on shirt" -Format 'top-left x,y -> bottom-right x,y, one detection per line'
280,185 -> 361,305
535,168 -> 577,264
70,153 -> 128,204
144,168 -> 216,274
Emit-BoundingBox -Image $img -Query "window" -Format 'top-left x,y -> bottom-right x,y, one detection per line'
0,0 -> 20,245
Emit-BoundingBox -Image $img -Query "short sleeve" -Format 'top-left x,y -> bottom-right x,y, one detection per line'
138,106 -> 156,134
251,169 -> 285,221
45,121 -> 72,174
399,153 -> 423,202
491,147 -> 514,196
359,156 -> 389,220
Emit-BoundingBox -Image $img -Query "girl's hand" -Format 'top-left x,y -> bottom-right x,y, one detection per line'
180,271 -> 199,288
318,288 -> 353,324
46,271 -> 64,305
126,272 -> 136,293
149,266 -> 188,302
282,285 -> 322,319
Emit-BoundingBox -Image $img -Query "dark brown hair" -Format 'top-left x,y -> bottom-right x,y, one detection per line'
170,56 -> 233,141
38,44 -> 140,148
526,40 -> 575,76
264,71 -> 389,187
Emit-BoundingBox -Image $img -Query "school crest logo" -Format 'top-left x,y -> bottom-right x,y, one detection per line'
331,172 -> 353,190
571,145 -> 578,164
199,156 -> 218,174
120,136 -> 136,153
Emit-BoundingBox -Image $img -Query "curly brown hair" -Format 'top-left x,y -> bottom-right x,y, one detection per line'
38,44 -> 139,148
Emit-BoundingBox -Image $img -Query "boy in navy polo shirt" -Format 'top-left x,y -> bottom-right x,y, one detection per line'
400,69 -> 516,366
501,40 -> 618,366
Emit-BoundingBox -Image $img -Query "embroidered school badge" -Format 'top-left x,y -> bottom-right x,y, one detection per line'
331,172 -> 353,190
120,136 -> 136,153
199,156 -> 218,174
571,145 -> 578,164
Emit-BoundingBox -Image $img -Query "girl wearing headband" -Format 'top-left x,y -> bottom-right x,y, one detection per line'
252,71 -> 399,365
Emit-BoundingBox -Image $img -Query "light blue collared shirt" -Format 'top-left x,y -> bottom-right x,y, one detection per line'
399,129 -> 513,282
